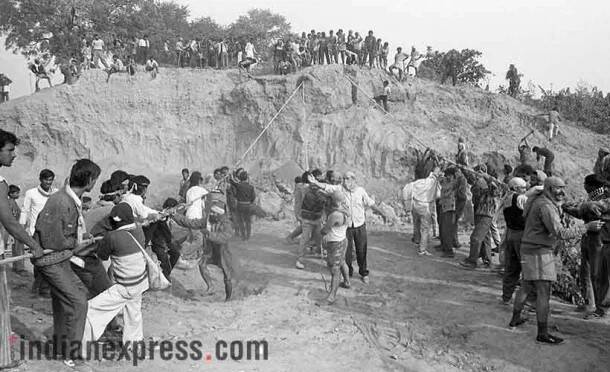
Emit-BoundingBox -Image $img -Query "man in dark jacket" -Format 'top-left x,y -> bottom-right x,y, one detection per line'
566,175 -> 610,319
296,169 -> 327,269
172,196 -> 236,301
460,165 -> 504,269
35,159 -> 101,365
509,177 -> 603,344
235,171 -> 256,241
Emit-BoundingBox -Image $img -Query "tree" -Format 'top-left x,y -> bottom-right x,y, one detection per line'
190,16 -> 224,41
0,0 -> 190,60
227,9 -> 291,57
419,48 -> 490,86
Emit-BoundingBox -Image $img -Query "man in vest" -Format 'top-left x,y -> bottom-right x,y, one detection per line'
501,177 -> 528,304
317,190 -> 350,306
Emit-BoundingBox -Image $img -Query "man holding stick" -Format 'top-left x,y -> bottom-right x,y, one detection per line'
34,159 -> 101,368
0,129 -> 45,370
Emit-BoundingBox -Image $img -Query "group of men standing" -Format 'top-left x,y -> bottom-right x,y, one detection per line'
285,169 -> 389,305
402,137 -> 610,345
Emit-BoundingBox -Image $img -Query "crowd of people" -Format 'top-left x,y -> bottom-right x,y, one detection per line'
31,29 -> 426,83
401,134 -> 610,346
1,113 -> 610,370
266,30 -> 423,77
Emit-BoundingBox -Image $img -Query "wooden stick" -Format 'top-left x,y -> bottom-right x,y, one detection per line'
0,265 -> 12,366
0,249 -> 54,266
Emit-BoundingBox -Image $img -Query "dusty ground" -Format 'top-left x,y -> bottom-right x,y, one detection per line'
5,219 -> 610,372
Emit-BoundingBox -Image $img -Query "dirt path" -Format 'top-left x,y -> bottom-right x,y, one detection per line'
6,220 -> 610,371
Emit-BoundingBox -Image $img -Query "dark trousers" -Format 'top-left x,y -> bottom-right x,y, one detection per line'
440,211 -> 456,254
580,233 -> 601,309
513,280 -> 552,335
319,47 -> 330,65
543,156 -> 554,176
11,241 -> 24,271
346,224 -> 369,277
374,95 -> 388,112
38,260 -> 88,359
235,204 -> 253,240
502,229 -> 523,302
151,241 -> 181,278
70,256 -> 112,299
467,215 -> 493,265
596,243 -> 610,314
453,199 -> 466,247
33,266 -> 51,294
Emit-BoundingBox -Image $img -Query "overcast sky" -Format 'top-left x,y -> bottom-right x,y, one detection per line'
2,0 -> 608,98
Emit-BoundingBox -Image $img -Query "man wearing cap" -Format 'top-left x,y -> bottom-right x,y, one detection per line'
172,195 -> 235,300
402,167 -> 441,256
509,177 -> 603,344
121,175 -> 160,222
563,174 -> 608,315
501,177 -> 528,304
83,202 -> 149,346
569,175 -> 610,319
308,171 -> 387,283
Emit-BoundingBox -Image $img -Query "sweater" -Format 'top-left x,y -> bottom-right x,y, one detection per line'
520,193 -> 586,255
97,224 -> 148,287
236,182 -> 256,204
34,189 -> 80,252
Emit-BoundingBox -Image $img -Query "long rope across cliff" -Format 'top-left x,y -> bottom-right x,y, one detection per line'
234,81 -> 304,168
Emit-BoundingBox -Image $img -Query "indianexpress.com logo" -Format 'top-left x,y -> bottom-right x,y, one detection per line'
12,337 -> 269,366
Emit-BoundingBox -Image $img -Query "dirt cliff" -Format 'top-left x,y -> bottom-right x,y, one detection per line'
0,65 -> 606,206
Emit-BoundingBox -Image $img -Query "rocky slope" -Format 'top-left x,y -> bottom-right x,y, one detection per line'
0,65 -> 606,207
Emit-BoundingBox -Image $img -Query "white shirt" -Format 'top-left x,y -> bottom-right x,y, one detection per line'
185,186 -> 208,219
402,174 -> 440,212
20,186 -> 58,236
121,193 -> 158,220
322,184 -> 375,228
92,39 -> 104,50
138,39 -> 149,48
146,59 -> 158,69
245,43 -> 256,59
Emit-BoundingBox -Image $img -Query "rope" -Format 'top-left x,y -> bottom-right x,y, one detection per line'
234,81 -> 304,168
343,73 -> 430,150
341,73 -> 495,181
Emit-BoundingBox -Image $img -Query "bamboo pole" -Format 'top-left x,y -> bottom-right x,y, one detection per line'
234,82 -> 304,168
0,265 -> 12,367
